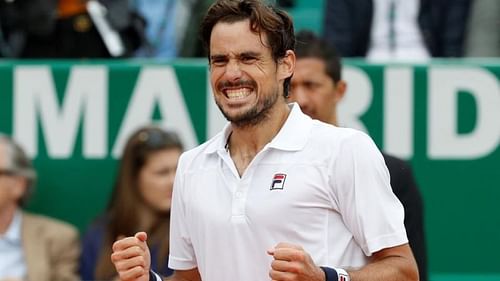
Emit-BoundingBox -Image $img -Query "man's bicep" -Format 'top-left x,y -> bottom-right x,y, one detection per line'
348,244 -> 419,281
371,243 -> 414,262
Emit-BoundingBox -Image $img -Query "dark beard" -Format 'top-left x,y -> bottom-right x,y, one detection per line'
216,86 -> 279,129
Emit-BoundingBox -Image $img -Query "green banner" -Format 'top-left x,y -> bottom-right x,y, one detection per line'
0,59 -> 499,276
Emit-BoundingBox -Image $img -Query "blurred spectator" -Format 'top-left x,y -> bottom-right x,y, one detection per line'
465,0 -> 500,57
79,126 -> 183,280
0,133 -> 80,281
0,0 -> 145,58
288,30 -> 428,281
131,0 -> 216,59
323,0 -> 471,60
131,0 -> 178,58
178,0 -> 214,58
0,0 -> 59,57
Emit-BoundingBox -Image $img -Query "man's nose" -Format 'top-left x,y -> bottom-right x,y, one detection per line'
225,60 -> 243,80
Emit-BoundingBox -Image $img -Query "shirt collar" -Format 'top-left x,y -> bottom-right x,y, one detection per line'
205,122 -> 233,154
204,102 -> 312,154
2,210 -> 22,244
267,102 -> 312,151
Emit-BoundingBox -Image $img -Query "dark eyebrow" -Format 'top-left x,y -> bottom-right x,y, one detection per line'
238,51 -> 261,59
210,51 -> 261,60
210,54 -> 228,61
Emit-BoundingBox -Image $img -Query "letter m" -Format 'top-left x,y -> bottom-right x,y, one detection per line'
13,66 -> 107,158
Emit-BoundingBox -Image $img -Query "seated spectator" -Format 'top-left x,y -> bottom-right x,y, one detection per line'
80,126 -> 183,280
465,0 -> 500,57
131,0 -> 178,58
0,133 -> 80,281
132,0 -> 216,59
288,30 -> 428,281
177,0 -> 214,58
322,0 -> 471,61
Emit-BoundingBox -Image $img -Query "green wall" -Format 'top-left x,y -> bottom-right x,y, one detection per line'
0,59 -> 499,278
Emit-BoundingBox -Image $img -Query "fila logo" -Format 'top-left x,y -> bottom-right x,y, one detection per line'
270,173 -> 287,190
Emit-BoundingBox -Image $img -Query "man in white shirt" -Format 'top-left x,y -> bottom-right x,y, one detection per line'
110,1 -> 419,281
366,0 -> 430,61
0,210 -> 26,280
323,0 -> 471,59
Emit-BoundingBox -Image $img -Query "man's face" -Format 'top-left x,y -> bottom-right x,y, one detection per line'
209,19 -> 290,127
0,142 -> 25,211
289,57 -> 344,124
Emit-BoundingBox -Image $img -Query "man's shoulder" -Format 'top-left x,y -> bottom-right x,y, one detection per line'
301,122 -> 383,163
22,211 -> 78,236
311,121 -> 372,145
178,132 -> 225,166
187,132 -> 223,154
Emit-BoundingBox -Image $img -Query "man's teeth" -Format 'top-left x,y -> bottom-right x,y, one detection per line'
226,88 -> 251,99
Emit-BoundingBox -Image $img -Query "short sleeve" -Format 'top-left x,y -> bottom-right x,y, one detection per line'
168,153 -> 198,270
330,131 -> 408,255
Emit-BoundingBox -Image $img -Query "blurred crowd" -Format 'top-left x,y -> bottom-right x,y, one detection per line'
0,127 -> 183,281
0,0 -> 498,60
0,0 -> 212,58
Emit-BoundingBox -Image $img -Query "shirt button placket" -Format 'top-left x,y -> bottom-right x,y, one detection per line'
231,181 -> 247,220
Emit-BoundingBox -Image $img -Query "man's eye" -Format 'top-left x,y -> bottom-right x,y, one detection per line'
241,56 -> 257,64
304,82 -> 314,89
211,59 -> 227,66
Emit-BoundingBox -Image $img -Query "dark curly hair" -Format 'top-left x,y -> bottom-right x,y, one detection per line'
200,0 -> 296,97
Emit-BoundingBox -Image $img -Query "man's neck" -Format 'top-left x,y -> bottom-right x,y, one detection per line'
229,103 -> 291,176
329,115 -> 338,127
0,204 -> 18,235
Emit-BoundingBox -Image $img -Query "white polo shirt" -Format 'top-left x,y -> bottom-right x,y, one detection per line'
168,103 -> 407,281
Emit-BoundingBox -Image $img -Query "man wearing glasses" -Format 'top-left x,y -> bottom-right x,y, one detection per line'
0,134 -> 80,281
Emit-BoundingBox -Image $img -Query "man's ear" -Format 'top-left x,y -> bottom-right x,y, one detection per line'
334,80 -> 347,103
278,50 -> 296,81
11,176 -> 28,201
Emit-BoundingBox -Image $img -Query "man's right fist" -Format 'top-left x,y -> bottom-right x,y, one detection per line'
111,232 -> 152,281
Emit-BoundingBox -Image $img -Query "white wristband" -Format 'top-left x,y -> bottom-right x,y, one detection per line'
335,267 -> 350,281
149,270 -> 162,281
321,266 -> 350,281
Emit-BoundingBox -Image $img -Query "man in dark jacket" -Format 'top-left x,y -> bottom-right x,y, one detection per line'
322,0 -> 471,58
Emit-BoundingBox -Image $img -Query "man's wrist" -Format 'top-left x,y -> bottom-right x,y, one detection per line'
149,270 -> 162,281
320,266 -> 350,281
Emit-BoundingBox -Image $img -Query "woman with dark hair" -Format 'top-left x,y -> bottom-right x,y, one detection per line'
79,126 -> 183,280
